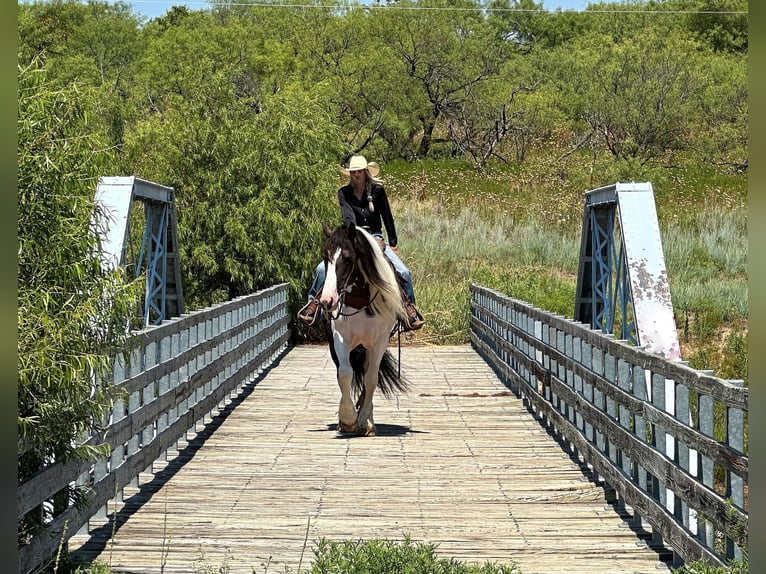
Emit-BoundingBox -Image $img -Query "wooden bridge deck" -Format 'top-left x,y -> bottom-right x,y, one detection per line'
70,344 -> 670,574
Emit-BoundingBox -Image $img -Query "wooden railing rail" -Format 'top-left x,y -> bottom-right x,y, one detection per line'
470,284 -> 747,569
18,284 -> 290,574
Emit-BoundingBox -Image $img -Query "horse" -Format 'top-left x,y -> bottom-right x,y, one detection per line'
317,221 -> 410,436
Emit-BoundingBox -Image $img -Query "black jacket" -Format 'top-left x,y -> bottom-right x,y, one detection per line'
338,182 -> 398,247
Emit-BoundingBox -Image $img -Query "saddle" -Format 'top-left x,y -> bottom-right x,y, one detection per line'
297,272 -> 424,331
297,234 -> 424,330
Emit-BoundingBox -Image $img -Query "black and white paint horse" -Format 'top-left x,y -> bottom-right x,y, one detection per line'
318,222 -> 410,436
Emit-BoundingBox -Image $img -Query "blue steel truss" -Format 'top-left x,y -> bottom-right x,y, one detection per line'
94,177 -> 184,327
574,182 -> 680,360
588,205 -> 637,345
136,202 -> 170,327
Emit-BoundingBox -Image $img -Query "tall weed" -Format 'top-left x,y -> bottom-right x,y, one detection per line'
385,160 -> 747,384
663,204 -> 747,318
393,199 -> 579,345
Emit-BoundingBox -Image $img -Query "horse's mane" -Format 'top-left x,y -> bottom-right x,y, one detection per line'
327,223 -> 404,324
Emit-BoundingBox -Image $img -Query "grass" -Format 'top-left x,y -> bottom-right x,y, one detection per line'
384,157 -> 748,385
389,201 -> 580,345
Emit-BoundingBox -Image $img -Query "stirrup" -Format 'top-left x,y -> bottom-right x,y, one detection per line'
297,298 -> 321,325
402,302 -> 425,331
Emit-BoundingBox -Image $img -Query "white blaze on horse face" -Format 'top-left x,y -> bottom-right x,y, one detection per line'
319,248 -> 342,311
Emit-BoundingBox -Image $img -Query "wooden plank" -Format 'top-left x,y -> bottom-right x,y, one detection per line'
69,345 -> 670,574
474,316 -> 747,477
471,285 -> 748,409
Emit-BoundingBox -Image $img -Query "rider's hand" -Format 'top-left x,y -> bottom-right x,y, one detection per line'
390,245 -> 399,255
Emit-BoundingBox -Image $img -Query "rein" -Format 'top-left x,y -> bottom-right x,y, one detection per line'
329,268 -> 380,320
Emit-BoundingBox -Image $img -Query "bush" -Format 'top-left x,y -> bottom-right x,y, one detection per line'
673,557 -> 747,574
310,536 -> 520,574
18,58 -> 138,545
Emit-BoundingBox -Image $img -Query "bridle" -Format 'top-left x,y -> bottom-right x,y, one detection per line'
327,261 -> 381,320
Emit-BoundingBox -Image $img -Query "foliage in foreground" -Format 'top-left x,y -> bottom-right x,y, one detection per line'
310,537 -> 520,574
673,557 -> 748,574
63,546 -> 751,574
70,537 -> 520,574
17,58 -> 139,539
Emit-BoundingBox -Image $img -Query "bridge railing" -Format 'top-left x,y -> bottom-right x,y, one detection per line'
470,284 -> 748,569
17,283 -> 290,574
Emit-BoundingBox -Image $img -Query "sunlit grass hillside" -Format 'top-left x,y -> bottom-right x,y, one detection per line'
383,156 -> 747,384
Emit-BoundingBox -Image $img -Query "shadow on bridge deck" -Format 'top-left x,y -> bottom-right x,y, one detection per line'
70,344 -> 671,574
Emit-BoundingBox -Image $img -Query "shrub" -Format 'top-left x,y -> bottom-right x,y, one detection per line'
310,536 -> 520,574
18,58 -> 138,547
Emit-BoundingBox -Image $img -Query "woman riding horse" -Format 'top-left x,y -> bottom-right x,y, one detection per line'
298,155 -> 424,331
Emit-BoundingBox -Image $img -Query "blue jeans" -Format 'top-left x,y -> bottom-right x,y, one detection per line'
308,237 -> 416,304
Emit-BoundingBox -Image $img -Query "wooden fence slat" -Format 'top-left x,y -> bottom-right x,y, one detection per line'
470,284 -> 748,568
17,285 -> 290,574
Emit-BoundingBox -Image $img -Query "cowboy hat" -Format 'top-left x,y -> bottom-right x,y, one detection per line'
340,155 -> 380,178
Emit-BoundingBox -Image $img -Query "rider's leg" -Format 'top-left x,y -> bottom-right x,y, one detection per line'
308,261 -> 326,300
382,246 -> 415,304
382,245 -> 424,330
298,261 -> 325,324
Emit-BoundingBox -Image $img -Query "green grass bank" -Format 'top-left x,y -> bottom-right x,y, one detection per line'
383,157 -> 747,385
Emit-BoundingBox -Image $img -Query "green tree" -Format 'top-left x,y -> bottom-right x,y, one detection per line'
553,28 -> 703,165
18,0 -> 145,146
485,0 -> 577,51
685,0 -> 748,53
122,14 -> 345,308
577,0 -> 663,44
18,59 -> 137,538
377,0 -> 509,158
694,50 -> 747,171
292,5 -> 392,156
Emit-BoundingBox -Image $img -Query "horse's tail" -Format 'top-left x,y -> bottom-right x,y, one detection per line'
378,349 -> 411,397
350,347 -> 410,398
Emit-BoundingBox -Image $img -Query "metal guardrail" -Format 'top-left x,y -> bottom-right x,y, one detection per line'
470,284 -> 747,569
18,284 -> 290,574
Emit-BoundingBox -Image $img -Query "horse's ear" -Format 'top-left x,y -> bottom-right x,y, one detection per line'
347,221 -> 357,239
322,222 -> 333,237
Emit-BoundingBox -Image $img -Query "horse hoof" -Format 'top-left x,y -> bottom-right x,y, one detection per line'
337,420 -> 358,434
360,425 -> 376,437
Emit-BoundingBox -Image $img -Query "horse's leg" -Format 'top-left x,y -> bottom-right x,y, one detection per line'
355,343 -> 386,437
334,339 -> 359,434
355,387 -> 366,411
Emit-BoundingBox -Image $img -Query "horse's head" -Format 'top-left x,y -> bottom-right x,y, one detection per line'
317,222 -> 404,324
318,222 -> 370,313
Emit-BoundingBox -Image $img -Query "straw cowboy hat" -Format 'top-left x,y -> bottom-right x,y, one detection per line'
340,155 -> 380,178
